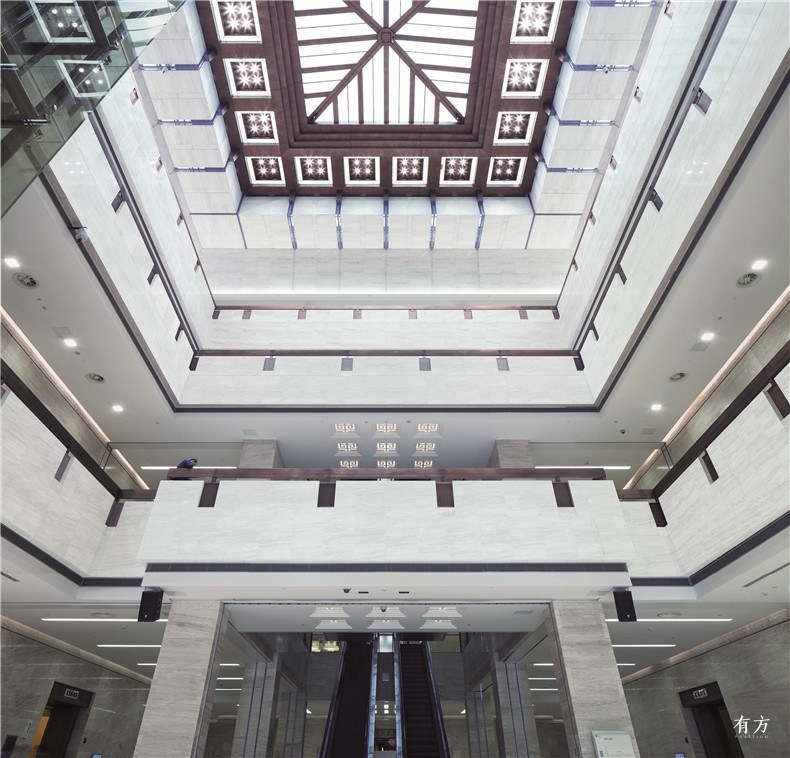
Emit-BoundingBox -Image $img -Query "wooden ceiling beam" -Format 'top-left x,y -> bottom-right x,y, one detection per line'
390,40 -> 464,123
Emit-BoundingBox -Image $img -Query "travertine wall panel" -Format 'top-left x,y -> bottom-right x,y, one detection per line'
1,624 -> 149,758
659,390 -> 789,576
1,394 -> 115,575
624,615 -> 789,758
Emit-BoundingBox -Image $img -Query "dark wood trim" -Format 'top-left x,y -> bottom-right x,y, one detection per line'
317,481 -> 336,508
168,466 -> 607,482
649,500 -> 668,528
653,339 -> 790,497
436,481 -> 454,508
105,500 -> 124,527
552,481 -> 574,508
699,449 -> 719,483
616,489 -> 656,501
198,481 -> 220,508
118,489 -> 157,501
195,348 -> 579,358
0,362 -> 121,499
765,379 -> 790,418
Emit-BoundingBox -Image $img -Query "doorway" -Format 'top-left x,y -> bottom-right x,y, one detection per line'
26,682 -> 93,758
678,682 -> 744,758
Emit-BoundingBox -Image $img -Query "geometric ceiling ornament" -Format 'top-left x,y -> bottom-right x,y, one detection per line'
246,157 -> 284,186
295,156 -> 333,185
502,59 -> 549,98
487,157 -> 527,186
393,157 -> 428,186
30,2 -> 94,44
344,157 -> 380,185
224,59 -> 270,97
439,157 -> 477,185
510,0 -> 561,44
211,0 -> 261,42
293,0 -> 479,124
493,112 -> 536,145
235,111 -> 278,143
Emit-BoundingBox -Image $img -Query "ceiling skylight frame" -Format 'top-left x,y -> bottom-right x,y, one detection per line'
510,1 -> 562,45
56,60 -> 109,98
344,157 -> 380,186
439,157 -> 478,186
393,157 -> 429,187
236,111 -> 278,144
30,2 -> 94,44
246,157 -> 285,186
224,58 -> 270,98
487,157 -> 527,187
502,59 -> 549,99
493,112 -> 537,145
295,156 -> 333,186
211,0 -> 262,43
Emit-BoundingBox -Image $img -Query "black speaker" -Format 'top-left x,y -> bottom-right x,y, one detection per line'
138,589 -> 163,622
613,589 -> 637,622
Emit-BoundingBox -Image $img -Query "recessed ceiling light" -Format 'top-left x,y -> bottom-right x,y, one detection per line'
668,372 -> 687,382
751,260 -> 767,270
86,373 -> 105,383
700,332 -> 714,342
97,644 -> 162,648
112,405 -> 124,412
650,403 -> 662,411
612,644 -> 676,648
656,611 -> 682,618
63,338 -> 77,347
4,257 -> 20,268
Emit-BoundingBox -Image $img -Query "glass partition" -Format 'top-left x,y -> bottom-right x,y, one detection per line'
1,0 -> 184,215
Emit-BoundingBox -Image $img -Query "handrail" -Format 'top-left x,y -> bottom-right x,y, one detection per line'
393,637 -> 405,758
423,643 -> 451,758
366,636 -> 379,758
319,641 -> 347,758
167,466 -> 606,481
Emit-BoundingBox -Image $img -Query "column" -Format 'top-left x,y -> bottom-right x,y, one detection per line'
492,660 -> 542,758
488,440 -> 534,467
134,600 -> 227,758
239,440 -> 284,468
231,655 -> 281,758
546,601 -> 640,758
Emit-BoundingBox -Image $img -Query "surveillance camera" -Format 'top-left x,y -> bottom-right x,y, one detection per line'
343,588 -> 350,594
380,607 -> 387,613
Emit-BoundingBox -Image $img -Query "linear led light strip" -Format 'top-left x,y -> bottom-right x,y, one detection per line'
605,618 -> 732,622
43,617 -> 167,622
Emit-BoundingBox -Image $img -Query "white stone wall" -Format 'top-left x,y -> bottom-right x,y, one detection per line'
659,389 -> 790,576
1,393 -> 115,575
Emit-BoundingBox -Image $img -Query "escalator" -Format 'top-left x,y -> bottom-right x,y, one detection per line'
397,641 -> 450,758
320,637 -> 374,758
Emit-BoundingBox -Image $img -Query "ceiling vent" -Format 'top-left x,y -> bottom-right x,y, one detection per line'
736,272 -> 762,287
12,272 -> 38,289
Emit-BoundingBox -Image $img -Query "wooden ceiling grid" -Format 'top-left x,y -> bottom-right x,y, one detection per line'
197,0 -> 576,198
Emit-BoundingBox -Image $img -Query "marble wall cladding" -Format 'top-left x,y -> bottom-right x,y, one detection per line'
48,115 -> 196,398
557,0 -> 716,339
624,616 -> 790,758
204,309 -> 563,350
134,600 -> 227,758
569,1 -> 788,396
1,394 -> 115,575
138,479 -> 668,574
180,354 -> 594,406
536,721 -> 570,758
1,625 -> 149,758
90,503 -> 154,577
547,601 -> 640,758
660,389 -> 789,576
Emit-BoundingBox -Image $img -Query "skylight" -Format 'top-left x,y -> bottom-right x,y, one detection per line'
293,0 -> 479,124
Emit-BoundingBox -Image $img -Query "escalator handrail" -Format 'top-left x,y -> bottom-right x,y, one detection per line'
393,635 -> 405,758
423,642 -> 452,758
366,636 -> 379,758
319,640 -> 347,758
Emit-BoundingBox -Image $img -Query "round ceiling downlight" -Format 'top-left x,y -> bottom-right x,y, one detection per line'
12,272 -> 38,289
86,373 -> 106,383
736,272 -> 761,287
668,372 -> 687,382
